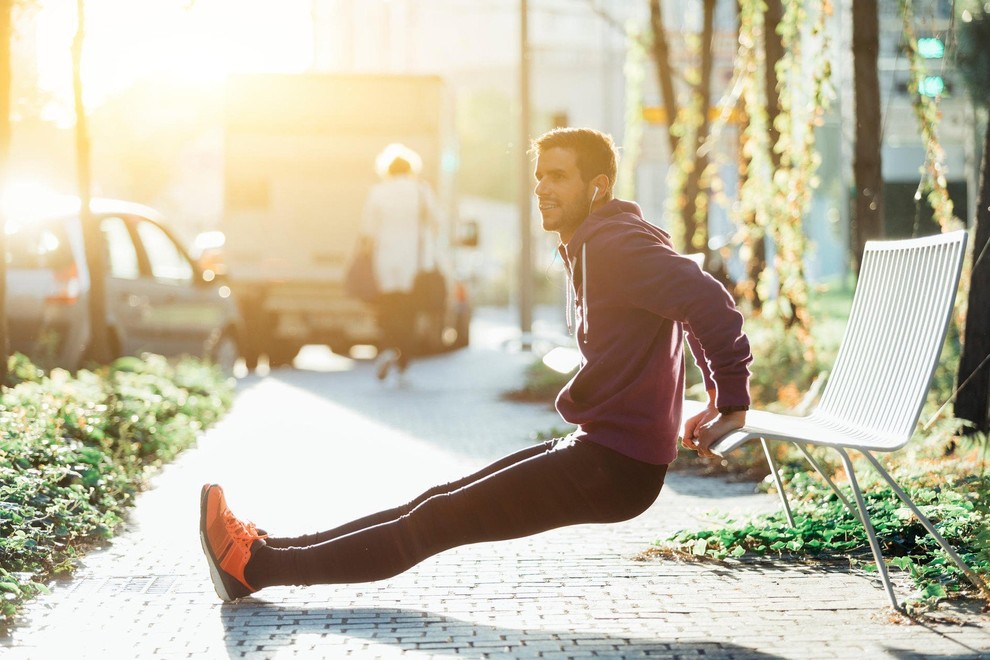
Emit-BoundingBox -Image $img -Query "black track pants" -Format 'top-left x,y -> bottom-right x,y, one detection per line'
246,437 -> 668,588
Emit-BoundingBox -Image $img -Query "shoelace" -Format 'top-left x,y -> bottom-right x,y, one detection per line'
222,508 -> 267,541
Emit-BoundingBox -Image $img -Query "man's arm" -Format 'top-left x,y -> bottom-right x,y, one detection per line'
601,227 -> 752,454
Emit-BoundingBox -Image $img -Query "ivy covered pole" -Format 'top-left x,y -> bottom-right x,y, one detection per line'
734,0 -> 832,348
899,0 -> 960,233
955,7 -> 990,435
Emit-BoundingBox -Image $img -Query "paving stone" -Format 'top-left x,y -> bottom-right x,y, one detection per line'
2,308 -> 989,659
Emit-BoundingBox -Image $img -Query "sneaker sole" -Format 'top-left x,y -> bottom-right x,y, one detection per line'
199,484 -> 237,602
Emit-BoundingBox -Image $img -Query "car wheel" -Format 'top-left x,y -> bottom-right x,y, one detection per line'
211,332 -> 240,376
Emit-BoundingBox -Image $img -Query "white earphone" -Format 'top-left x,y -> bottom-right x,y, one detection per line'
592,186 -> 600,201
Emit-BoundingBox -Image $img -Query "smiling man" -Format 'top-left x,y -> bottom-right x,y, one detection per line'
532,127 -> 752,467
198,127 -> 752,602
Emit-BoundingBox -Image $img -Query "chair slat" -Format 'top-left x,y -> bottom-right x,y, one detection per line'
814,232 -> 967,450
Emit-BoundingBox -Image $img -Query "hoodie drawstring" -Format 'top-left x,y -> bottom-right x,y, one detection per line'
565,272 -> 575,337
581,244 -> 588,343
563,243 -> 589,345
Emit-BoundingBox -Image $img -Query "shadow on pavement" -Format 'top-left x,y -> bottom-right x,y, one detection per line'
220,602 -> 787,659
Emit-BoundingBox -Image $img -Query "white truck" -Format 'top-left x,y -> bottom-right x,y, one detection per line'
220,73 -> 472,369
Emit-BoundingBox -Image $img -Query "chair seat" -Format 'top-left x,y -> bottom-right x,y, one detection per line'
681,400 -> 902,456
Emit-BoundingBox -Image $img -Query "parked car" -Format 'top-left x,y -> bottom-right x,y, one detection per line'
5,198 -> 243,373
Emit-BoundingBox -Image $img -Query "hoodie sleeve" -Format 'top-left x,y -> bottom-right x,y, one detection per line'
595,223 -> 752,408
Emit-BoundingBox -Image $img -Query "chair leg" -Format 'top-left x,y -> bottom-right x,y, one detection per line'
761,438 -> 795,527
795,444 -> 856,516
836,448 -> 899,609
861,451 -> 987,594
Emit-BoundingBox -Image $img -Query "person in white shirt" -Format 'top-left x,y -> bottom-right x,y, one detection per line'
359,144 -> 440,381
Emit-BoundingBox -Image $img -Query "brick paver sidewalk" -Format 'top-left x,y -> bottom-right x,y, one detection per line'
3,310 -> 988,658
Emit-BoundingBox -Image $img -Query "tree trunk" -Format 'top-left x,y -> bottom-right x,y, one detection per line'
955,115 -> 990,434
73,0 -> 110,365
682,0 -> 715,255
852,0 -> 883,273
649,0 -> 679,157
0,0 -> 12,383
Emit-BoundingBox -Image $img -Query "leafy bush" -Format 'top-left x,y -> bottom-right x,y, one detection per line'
651,430 -> 990,612
0,353 -> 234,632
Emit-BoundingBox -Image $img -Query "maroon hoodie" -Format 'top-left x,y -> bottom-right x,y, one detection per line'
555,199 -> 752,465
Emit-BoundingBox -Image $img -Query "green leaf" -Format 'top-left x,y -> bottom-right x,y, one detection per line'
889,557 -> 914,571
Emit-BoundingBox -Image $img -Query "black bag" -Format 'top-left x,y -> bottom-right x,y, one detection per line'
412,268 -> 447,313
345,247 -> 379,303
412,185 -> 447,313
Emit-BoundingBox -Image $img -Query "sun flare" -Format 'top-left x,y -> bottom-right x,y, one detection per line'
27,0 -> 315,120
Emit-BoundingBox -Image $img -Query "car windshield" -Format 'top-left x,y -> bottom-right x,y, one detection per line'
5,219 -> 75,270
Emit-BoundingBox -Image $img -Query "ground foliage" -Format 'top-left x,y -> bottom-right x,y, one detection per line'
0,353 -> 234,633
651,416 -> 990,614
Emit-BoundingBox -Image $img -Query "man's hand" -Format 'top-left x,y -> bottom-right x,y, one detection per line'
682,405 -> 717,452
682,409 -> 747,459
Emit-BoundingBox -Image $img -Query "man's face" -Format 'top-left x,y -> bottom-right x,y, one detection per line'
534,147 -> 594,242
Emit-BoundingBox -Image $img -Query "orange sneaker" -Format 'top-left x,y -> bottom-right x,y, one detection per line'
199,484 -> 267,601
200,483 -> 268,540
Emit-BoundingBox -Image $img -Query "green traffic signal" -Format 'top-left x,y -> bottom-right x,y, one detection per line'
917,37 -> 945,59
919,75 -> 946,97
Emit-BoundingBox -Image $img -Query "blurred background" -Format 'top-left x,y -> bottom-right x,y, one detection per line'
1,1 -> 985,428
6,1 -> 975,297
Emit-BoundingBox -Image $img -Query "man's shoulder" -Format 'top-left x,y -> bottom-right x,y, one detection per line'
589,215 -> 673,252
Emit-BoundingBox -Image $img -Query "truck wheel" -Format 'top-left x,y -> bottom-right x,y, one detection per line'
243,348 -> 260,371
238,297 -> 264,371
453,308 -> 471,349
268,342 -> 300,368
328,343 -> 353,357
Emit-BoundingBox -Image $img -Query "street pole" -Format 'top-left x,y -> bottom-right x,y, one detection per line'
518,0 -> 533,341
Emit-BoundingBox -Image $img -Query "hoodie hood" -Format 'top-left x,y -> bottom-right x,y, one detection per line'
558,199 -> 671,343
566,199 -> 662,250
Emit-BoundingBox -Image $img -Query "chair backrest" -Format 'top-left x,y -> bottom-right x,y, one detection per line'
814,230 -> 968,451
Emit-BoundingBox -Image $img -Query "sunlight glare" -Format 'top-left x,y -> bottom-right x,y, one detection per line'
1,181 -> 77,224
542,347 -> 582,374
31,0 -> 315,116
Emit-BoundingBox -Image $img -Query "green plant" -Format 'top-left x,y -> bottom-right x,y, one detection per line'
0,353 -> 234,632
650,443 -> 990,612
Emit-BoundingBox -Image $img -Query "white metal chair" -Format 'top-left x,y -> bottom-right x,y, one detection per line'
691,230 -> 984,609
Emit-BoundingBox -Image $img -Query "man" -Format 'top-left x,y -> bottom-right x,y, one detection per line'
200,127 -> 751,602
